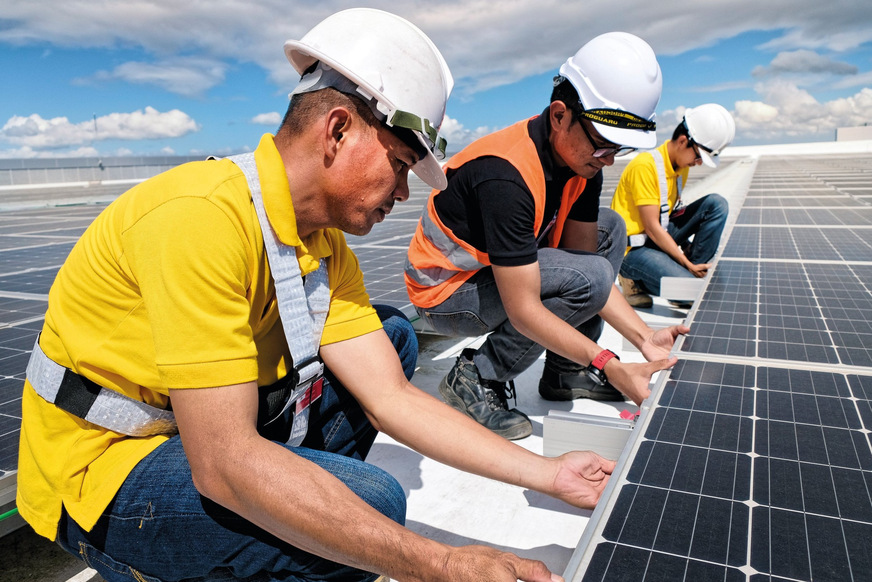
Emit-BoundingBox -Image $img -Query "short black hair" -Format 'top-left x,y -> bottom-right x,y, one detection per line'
277,86 -> 380,138
672,119 -> 690,141
550,77 -> 582,125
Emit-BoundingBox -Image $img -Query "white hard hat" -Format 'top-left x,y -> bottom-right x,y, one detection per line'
683,103 -> 736,168
284,8 -> 454,189
558,32 -> 662,149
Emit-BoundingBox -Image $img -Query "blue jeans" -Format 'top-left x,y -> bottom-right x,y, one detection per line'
417,208 -> 626,379
56,305 -> 417,582
620,194 -> 728,297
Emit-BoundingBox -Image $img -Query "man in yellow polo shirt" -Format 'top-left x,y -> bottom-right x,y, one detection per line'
611,103 -> 735,308
17,9 -> 616,582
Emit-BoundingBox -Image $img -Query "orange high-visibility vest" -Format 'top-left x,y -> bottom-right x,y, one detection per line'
405,116 -> 588,308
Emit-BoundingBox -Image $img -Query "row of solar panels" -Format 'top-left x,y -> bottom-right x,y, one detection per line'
568,154 -> 872,582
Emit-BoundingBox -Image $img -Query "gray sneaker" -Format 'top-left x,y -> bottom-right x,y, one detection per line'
438,349 -> 532,440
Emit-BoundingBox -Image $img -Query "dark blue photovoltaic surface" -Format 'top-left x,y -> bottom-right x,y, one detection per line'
578,155 -> 872,582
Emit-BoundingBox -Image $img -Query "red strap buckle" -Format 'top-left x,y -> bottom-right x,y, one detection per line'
296,378 -> 324,414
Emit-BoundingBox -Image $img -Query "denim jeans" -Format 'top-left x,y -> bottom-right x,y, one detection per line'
56,305 -> 417,582
417,208 -> 626,380
620,194 -> 728,297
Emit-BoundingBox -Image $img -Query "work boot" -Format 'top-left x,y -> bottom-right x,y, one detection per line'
538,366 -> 625,402
619,275 -> 653,308
438,349 -> 532,440
668,299 -> 694,309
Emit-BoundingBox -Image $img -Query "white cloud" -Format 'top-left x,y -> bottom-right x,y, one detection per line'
734,101 -> 780,125
0,145 -> 101,159
662,81 -> 872,144
691,81 -> 754,93
832,70 -> 872,90
2,1 -> 871,97
251,112 -> 282,126
732,84 -> 872,140
83,57 -> 228,97
439,116 -> 495,154
1,107 -> 200,148
752,49 -> 858,77
1,1 -> 871,150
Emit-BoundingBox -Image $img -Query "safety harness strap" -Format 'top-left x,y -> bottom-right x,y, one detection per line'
229,152 -> 329,446
628,149 -> 682,248
27,339 -> 178,437
27,153 -> 328,445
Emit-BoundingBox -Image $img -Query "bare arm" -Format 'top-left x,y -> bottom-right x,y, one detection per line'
638,204 -> 709,277
170,365 -> 576,581
320,329 -> 615,510
492,262 -> 681,404
171,383 -> 452,580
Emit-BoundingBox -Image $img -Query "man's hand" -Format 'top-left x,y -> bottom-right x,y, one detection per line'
606,358 -> 677,405
603,325 -> 688,404
547,451 -> 617,509
442,545 -> 564,582
687,262 -> 710,278
639,325 -> 689,362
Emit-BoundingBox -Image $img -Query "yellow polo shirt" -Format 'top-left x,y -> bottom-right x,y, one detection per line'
611,141 -> 689,252
17,134 -> 382,539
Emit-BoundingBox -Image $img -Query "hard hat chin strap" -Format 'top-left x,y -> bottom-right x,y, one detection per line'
389,110 -> 447,160
289,62 -> 447,160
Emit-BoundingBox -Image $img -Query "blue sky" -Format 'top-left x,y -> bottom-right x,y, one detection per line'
2,1 -> 872,159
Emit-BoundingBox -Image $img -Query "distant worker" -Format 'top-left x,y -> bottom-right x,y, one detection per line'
405,33 -> 690,440
611,103 -> 736,308
18,9 -> 616,582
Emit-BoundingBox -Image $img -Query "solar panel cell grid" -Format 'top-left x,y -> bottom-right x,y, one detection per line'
579,361 -> 872,581
573,156 -> 872,582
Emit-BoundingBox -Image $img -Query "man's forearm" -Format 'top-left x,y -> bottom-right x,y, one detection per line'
644,225 -> 692,268
376,383 -> 560,492
600,284 -> 653,349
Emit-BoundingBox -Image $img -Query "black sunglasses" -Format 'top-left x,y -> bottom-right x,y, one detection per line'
574,112 -> 637,158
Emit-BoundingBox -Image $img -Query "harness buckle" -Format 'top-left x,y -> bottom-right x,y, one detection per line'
293,355 -> 325,390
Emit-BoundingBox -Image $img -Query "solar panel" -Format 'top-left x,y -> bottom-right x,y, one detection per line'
576,360 -> 872,582
723,225 -> 872,261
567,155 -> 872,582
736,207 -> 872,226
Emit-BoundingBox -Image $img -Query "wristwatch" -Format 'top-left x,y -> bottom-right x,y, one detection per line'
585,349 -> 619,386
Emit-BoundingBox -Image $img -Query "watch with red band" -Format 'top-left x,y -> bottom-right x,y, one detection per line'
585,349 -> 619,386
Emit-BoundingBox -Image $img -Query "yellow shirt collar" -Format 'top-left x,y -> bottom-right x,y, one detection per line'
253,134 -> 333,275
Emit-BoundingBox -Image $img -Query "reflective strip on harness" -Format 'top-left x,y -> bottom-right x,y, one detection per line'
628,150 -> 683,249
229,152 -> 328,447
27,338 -> 178,437
628,233 -> 648,247
652,151 -> 671,231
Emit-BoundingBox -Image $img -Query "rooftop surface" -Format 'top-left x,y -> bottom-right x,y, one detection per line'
1,143 -> 871,581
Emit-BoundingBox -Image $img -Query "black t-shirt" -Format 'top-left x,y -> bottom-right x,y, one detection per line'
432,110 -> 603,267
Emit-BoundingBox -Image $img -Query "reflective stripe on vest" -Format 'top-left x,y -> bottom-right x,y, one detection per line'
628,149 -> 683,248
405,117 -> 587,308
403,206 -> 488,288
27,153 -> 328,444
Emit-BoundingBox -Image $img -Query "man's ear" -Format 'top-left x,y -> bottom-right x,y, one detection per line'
323,107 -> 352,162
549,100 -> 571,133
